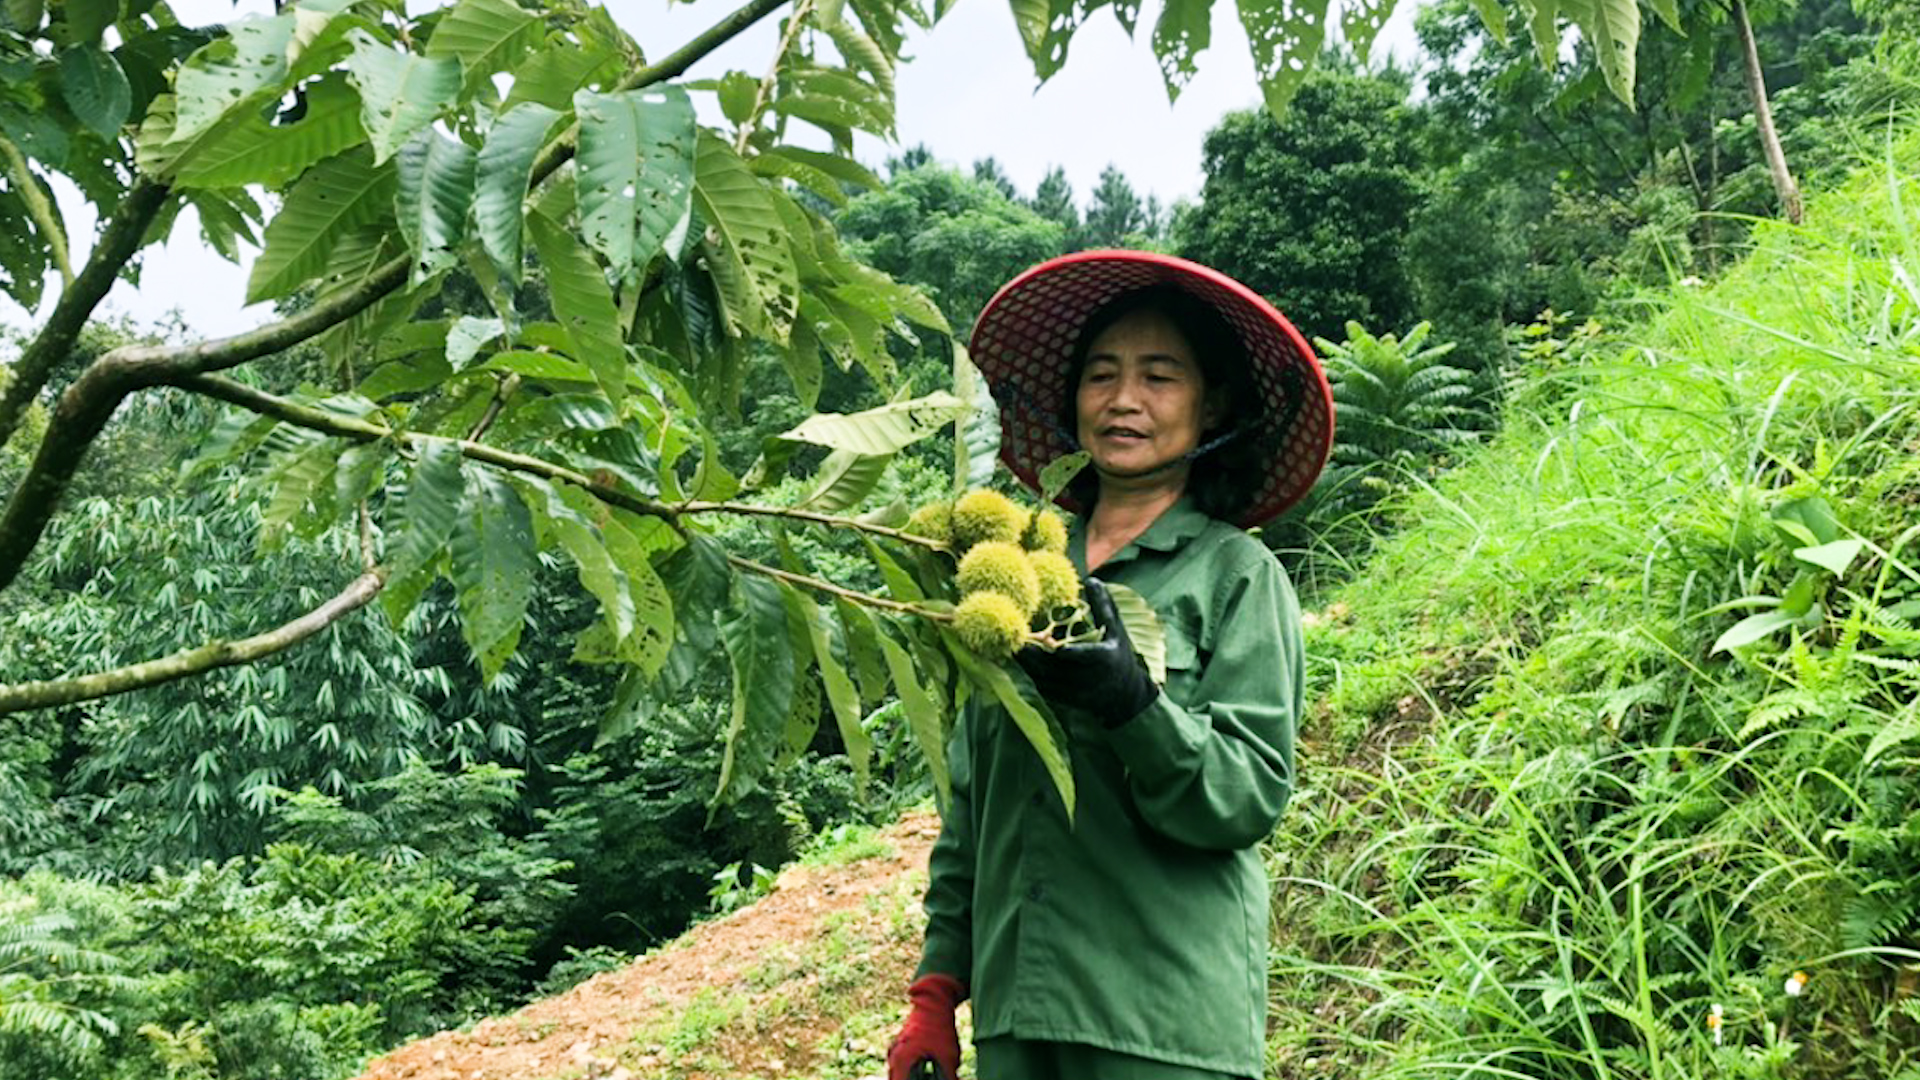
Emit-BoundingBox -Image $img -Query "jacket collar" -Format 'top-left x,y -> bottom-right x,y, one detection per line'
1071,494 -> 1212,570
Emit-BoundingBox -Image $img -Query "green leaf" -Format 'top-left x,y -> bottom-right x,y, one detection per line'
573,86 -> 697,278
826,20 -> 895,96
334,441 -> 390,511
247,147 -> 395,304
1864,700 -> 1920,765
425,0 -> 541,87
862,535 -> 923,602
692,130 -> 797,343
472,102 -> 559,283
1104,581 -> 1166,685
1772,496 -> 1841,546
260,437 -> 339,548
475,349 -> 590,381
548,504 -> 636,648
528,211 -> 625,411
1151,0 -> 1214,102
761,143 -> 884,193
387,435 -> 465,575
58,45 -> 131,139
805,600 -> 871,790
173,13 -> 295,141
597,506 -> 677,676
716,574 -> 798,806
708,70 -> 757,126
1585,0 -> 1640,106
503,39 -> 617,111
1466,0 -> 1509,43
778,583 -> 824,762
1515,0 -> 1561,67
173,73 -> 366,188
797,449 -> 891,513
1794,538 -> 1866,578
1237,0 -> 1333,114
947,634 -> 1074,818
65,0 -> 116,44
5,0 -> 44,34
782,391 -> 969,455
446,315 -> 503,371
876,619 -> 950,806
1039,450 -> 1090,505
343,28 -> 462,165
450,467 -> 536,682
833,597 -> 890,707
394,128 -> 477,284
1712,609 -> 1799,654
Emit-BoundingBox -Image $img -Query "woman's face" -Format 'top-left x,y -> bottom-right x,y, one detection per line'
1074,308 -> 1221,489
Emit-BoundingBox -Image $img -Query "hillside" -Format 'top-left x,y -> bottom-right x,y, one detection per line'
350,137 -> 1920,1080
356,813 -> 943,1080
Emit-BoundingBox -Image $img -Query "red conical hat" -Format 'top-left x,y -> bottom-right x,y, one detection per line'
969,250 -> 1334,528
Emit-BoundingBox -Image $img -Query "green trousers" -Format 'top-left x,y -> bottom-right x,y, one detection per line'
973,1038 -> 1250,1080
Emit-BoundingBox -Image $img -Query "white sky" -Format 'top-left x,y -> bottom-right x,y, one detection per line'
1,0 -> 1420,338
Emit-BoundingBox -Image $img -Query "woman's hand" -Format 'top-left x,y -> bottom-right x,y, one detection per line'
1016,577 -> 1159,725
887,974 -> 965,1080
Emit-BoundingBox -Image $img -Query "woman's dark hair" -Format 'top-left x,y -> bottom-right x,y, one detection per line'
1061,284 -> 1269,523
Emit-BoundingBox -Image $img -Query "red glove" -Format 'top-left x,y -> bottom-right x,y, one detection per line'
886,973 -> 965,1080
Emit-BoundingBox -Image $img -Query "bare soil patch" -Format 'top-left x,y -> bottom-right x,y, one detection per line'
356,812 -> 940,1080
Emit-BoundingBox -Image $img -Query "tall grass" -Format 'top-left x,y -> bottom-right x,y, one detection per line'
1270,130 -> 1920,1079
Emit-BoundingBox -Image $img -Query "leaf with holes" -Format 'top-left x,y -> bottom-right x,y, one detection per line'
173,73 -> 366,188
692,130 -> 797,343
1152,0 -> 1214,102
472,101 -> 560,283
783,391 -> 968,456
716,574 -> 797,806
394,128 -> 476,284
503,39 -> 618,111
247,147 -> 395,304
173,13 -> 296,141
1585,0 -> 1640,105
1237,0 -> 1333,113
528,211 -> 625,411
343,28 -> 462,165
450,467 -> 536,682
425,0 -> 541,88
574,86 -> 696,279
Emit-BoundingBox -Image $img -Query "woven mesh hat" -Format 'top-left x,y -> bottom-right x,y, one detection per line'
968,249 -> 1333,528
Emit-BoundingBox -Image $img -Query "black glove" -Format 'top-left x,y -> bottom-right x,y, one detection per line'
1016,577 -> 1159,725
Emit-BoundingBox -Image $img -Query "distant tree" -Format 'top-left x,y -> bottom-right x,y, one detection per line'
837,166 -> 1066,329
1083,165 -> 1145,248
888,143 -> 936,176
972,157 -> 1019,200
1029,166 -> 1080,237
1176,72 -> 1425,342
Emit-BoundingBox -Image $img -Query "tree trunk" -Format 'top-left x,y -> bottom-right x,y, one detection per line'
1731,0 -> 1803,224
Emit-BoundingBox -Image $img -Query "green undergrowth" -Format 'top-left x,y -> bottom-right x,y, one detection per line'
1269,132 -> 1920,1078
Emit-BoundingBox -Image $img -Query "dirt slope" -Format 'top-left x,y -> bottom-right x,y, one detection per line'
356,812 -> 942,1080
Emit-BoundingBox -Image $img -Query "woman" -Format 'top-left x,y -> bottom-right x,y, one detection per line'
886,251 -> 1333,1080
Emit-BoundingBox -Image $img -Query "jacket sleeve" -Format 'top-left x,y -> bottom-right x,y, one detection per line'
1103,548 -> 1301,852
916,707 -> 976,985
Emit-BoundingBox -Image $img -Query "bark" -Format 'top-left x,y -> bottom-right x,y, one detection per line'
0,571 -> 385,716
1731,0 -> 1804,225
0,181 -> 170,449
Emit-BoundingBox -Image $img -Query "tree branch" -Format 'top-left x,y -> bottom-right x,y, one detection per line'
0,180 -> 170,450
725,553 -> 951,620
0,570 -> 385,716
0,0 -> 796,595
679,499 -> 945,552
174,374 -> 683,522
1,136 -> 74,289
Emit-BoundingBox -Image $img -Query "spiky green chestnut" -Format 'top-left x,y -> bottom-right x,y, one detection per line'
955,590 -> 1029,660
906,501 -> 953,545
1021,508 -> 1069,554
956,541 -> 1041,616
951,489 -> 1026,553
1028,550 -> 1080,615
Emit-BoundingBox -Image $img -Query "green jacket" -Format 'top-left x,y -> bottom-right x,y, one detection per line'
917,497 -> 1303,1078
